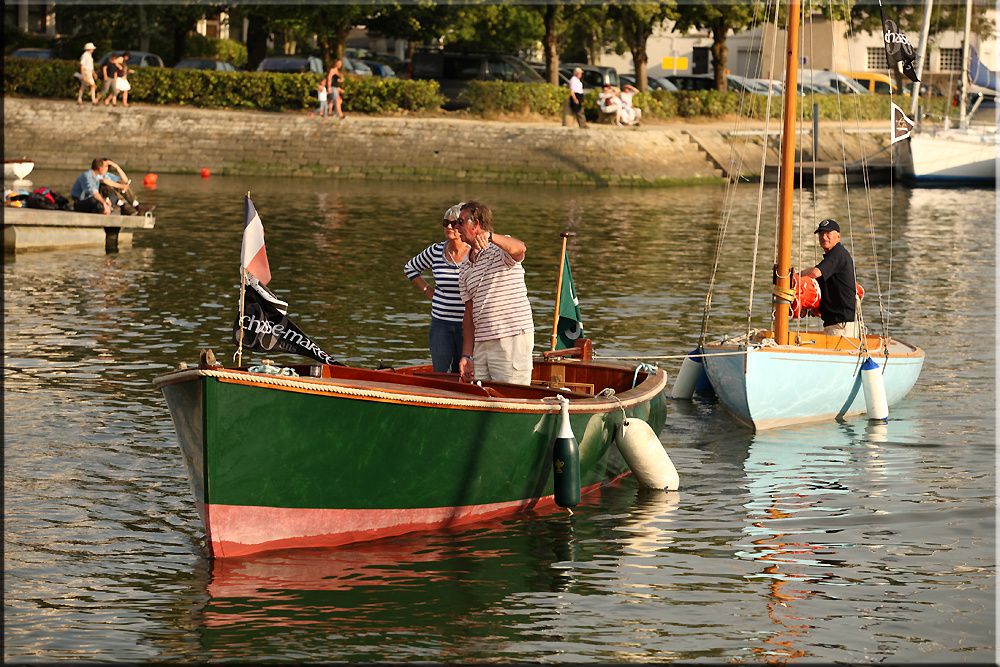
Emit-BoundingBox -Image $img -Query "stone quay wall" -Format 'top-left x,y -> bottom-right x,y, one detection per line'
3,98 -> 888,187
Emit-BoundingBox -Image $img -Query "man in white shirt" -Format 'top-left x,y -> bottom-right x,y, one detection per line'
77,42 -> 97,105
568,67 -> 587,129
456,201 -> 535,385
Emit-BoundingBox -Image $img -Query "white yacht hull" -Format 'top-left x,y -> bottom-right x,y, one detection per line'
905,128 -> 997,184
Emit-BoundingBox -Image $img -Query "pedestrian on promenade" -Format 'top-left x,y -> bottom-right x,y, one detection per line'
403,202 -> 471,373
799,218 -> 860,337
97,54 -> 115,104
325,59 -> 346,121
568,67 -> 587,129
456,201 -> 534,385
70,158 -> 112,214
103,53 -> 125,106
315,81 -> 329,117
77,42 -> 97,105
116,52 -> 134,107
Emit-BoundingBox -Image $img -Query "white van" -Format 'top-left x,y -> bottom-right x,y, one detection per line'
797,69 -> 870,94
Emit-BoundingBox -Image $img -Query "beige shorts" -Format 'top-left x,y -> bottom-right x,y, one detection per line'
823,321 -> 861,338
474,329 -> 534,385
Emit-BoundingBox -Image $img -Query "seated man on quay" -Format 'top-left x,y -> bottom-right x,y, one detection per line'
100,159 -> 152,216
70,158 -> 112,215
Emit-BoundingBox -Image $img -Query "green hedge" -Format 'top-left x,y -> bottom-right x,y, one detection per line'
458,81 -> 567,115
454,79 -> 950,121
4,56 -> 948,120
3,56 -> 444,113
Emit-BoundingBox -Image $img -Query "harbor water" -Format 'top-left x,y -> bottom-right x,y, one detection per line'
4,171 -> 995,662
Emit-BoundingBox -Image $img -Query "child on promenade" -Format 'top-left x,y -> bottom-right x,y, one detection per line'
315,81 -> 328,118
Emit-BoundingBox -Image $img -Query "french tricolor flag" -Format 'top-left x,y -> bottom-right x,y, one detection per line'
241,196 -> 271,286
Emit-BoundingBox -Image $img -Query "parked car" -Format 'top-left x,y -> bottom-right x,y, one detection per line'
412,51 -> 544,107
361,59 -> 396,78
174,58 -> 236,72
666,73 -> 767,94
798,81 -> 838,95
256,55 -> 324,74
367,53 -> 405,71
839,70 -> 898,94
754,78 -> 784,95
97,50 -> 164,68
798,68 -> 869,94
341,55 -> 371,77
528,62 -> 570,85
10,47 -> 54,59
560,63 -> 620,90
620,73 -> 679,92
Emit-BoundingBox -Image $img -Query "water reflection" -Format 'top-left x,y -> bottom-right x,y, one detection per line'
194,490 -> 632,661
735,420 -> 925,662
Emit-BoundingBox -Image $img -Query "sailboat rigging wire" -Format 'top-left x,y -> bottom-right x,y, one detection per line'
794,0 -> 818,337
745,0 -> 782,343
877,0 -> 895,356
842,0 -> 891,358
699,0 -> 772,348
824,0 -> 869,359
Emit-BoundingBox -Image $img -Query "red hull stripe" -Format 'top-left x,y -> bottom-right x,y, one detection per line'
207,476 -> 626,558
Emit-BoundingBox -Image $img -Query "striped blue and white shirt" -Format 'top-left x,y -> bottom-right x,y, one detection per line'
403,242 -> 466,323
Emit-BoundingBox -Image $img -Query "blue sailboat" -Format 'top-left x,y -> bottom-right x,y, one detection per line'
692,0 -> 925,431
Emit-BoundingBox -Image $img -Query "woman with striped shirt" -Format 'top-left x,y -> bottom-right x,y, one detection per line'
403,203 -> 470,373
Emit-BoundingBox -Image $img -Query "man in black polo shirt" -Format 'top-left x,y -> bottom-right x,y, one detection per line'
800,218 -> 859,337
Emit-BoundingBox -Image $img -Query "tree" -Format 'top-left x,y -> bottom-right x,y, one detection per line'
445,4 -> 543,56
672,2 -> 758,92
366,3 -> 455,77
560,5 -> 617,65
540,4 -> 564,85
609,3 -> 676,91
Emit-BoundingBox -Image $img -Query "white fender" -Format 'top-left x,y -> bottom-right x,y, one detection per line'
616,419 -> 679,490
861,357 -> 889,421
671,352 -> 702,399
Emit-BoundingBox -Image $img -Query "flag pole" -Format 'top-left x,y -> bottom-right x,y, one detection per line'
550,231 -> 574,351
235,190 -> 250,367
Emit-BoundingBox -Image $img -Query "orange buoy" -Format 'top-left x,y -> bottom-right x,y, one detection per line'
856,282 -> 865,301
200,168 -> 211,178
790,274 -> 821,319
142,173 -> 158,188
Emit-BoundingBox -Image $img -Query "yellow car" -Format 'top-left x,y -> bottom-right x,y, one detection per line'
840,71 -> 901,94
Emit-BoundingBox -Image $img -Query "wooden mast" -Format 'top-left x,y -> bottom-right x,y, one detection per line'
774,0 -> 801,347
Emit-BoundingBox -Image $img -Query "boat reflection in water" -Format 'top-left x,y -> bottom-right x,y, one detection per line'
196,483 -> 647,655
734,419 -> 918,662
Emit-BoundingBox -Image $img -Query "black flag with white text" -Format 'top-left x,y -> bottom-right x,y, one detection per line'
233,278 -> 338,365
881,12 -> 919,83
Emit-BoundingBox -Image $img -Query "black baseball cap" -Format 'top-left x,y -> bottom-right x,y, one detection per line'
814,218 -> 840,234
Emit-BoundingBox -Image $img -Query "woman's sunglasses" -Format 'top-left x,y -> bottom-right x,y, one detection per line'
442,220 -> 462,228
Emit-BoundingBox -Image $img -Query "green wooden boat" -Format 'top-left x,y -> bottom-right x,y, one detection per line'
154,354 -> 668,558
